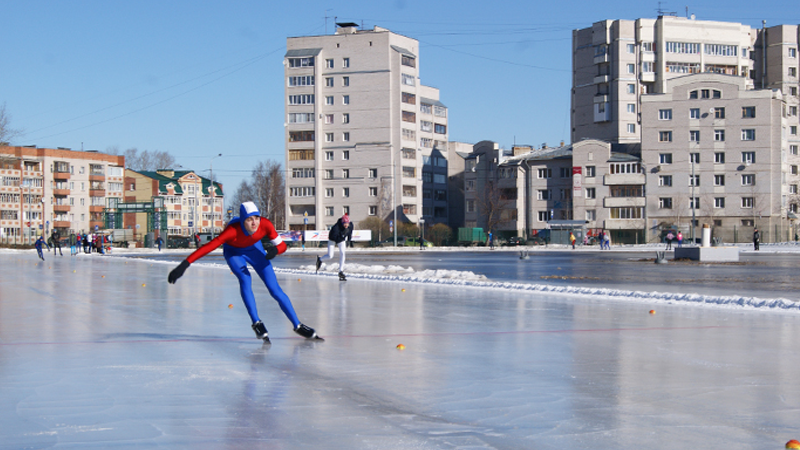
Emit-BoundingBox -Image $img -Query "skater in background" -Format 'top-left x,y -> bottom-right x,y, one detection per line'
316,213 -> 353,281
69,232 -> 77,256
34,235 -> 45,261
51,230 -> 63,256
603,231 -> 611,250
168,201 -> 320,343
665,231 -> 674,250
753,228 -> 760,251
156,236 -> 163,251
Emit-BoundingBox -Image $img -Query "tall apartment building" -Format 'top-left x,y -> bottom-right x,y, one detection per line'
572,15 -> 757,144
123,169 -> 224,238
0,146 -> 125,244
284,24 -> 449,232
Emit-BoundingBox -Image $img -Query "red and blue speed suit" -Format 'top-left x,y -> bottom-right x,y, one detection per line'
185,217 -> 299,327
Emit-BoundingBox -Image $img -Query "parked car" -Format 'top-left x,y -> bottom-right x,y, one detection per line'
502,236 -> 526,246
167,236 -> 191,249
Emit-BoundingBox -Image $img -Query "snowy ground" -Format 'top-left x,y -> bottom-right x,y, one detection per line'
2,245 -> 800,448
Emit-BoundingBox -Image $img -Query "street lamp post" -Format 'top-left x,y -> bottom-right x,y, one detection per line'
691,158 -> 696,244
209,153 -> 222,239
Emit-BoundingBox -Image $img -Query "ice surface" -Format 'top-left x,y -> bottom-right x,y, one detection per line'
2,247 -> 800,449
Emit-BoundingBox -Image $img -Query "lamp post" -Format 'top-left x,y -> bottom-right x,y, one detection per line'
419,217 -> 425,247
691,158 -> 696,244
209,153 -> 222,238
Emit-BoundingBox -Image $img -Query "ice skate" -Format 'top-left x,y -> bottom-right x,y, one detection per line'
338,271 -> 346,281
294,323 -> 323,340
251,321 -> 270,344
315,255 -> 321,272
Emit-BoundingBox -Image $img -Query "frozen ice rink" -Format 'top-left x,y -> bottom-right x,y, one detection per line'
3,248 -> 800,449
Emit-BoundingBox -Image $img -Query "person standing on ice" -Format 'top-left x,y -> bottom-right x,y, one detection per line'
315,213 -> 353,281
753,228 -> 760,251
167,201 -> 320,343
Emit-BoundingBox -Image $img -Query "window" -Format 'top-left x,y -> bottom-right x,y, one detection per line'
659,153 -> 673,164
793,126 -> 798,136
368,206 -> 377,216
627,84 -> 635,94
325,96 -> 334,105
666,41 -> 700,54
288,94 -> 315,105
401,55 -> 416,67
402,74 -> 415,86
609,207 -> 643,219
537,189 -> 552,200
791,145 -> 799,156
585,166 -> 596,177
714,107 -> 725,119
627,44 -> 636,53
325,77 -> 333,87
325,206 -> 334,216
741,197 -> 754,208
791,184 -> 798,194
791,67 -> 798,77
342,169 -> 350,179
326,59 -> 334,68
689,90 -> 699,99
325,151 -> 334,161
342,113 -> 349,124
714,130 -> 725,142
537,168 -> 552,179
289,131 -> 315,141
325,133 -> 334,142
368,168 -> 378,178
791,48 -> 797,58
659,197 -> 673,209
288,57 -> 315,67
690,130 -> 700,142
586,210 -> 596,221
793,165 -> 799,175
742,106 -> 756,118
538,211 -> 550,221
342,76 -> 349,87
288,113 -> 315,123
342,58 -> 350,68
659,175 -> 673,186
342,95 -> 350,105
714,197 -> 725,208
402,92 -> 416,104
704,44 -> 737,56
714,174 -> 725,186
689,197 -> 700,209
659,131 -> 673,142
627,63 -> 635,74
659,109 -> 672,120
325,188 -> 333,198
585,187 -> 596,199
741,129 -> 755,141
690,153 -> 700,163
742,152 -> 756,164
690,108 -> 700,119
342,187 -> 350,198
342,150 -> 349,161
402,111 -> 416,123
434,124 -> 447,134
689,175 -> 699,186
627,104 -> 636,113
369,187 -> 377,197
324,114 -> 333,124
288,75 -> 315,86
324,169 -> 333,179
342,132 -> 350,141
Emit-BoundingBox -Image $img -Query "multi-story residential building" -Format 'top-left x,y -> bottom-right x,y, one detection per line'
284,24 -> 449,232
124,169 -> 223,238
641,73 -> 797,242
572,15 -> 757,144
0,145 -> 125,244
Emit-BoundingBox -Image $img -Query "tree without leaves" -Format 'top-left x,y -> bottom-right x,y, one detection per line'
230,159 -> 285,229
476,180 -> 511,234
0,103 -> 22,146
123,148 -> 176,171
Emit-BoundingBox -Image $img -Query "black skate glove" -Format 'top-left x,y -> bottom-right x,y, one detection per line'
168,260 -> 191,284
265,245 -> 279,260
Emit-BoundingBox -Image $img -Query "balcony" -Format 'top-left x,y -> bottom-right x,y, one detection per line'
89,174 -> 105,181
593,74 -> 610,84
53,204 -> 71,213
593,94 -> 609,104
53,221 -> 71,228
53,171 -> 70,180
89,189 -> 106,197
89,220 -> 105,229
89,205 -> 104,213
53,188 -> 70,196
641,72 -> 656,83
604,173 -> 645,186
604,197 -> 646,208
604,218 -> 645,230
593,53 -> 609,64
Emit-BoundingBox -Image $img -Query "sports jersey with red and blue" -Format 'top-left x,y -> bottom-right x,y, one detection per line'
185,217 -> 298,327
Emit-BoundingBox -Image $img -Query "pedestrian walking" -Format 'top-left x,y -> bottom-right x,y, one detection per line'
665,231 -> 674,250
488,231 -> 494,250
156,236 -> 163,251
753,228 -> 760,251
603,231 -> 611,250
315,213 -> 353,281
570,232 -> 576,250
677,231 -> 683,247
168,201 -> 321,343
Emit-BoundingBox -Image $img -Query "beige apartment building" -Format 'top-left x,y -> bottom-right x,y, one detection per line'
284,24 -> 449,232
0,146 -> 125,244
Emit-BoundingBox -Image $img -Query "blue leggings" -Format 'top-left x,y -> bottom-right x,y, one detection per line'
224,245 -> 300,328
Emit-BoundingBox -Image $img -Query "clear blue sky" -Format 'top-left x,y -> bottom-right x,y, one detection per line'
4,0 -> 796,207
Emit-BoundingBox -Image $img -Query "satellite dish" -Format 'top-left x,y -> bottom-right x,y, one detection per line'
709,107 -> 715,113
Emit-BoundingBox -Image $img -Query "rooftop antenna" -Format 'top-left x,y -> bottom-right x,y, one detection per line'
325,10 -> 332,34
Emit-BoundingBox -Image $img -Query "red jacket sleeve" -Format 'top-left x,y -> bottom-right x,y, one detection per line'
186,226 -> 236,264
